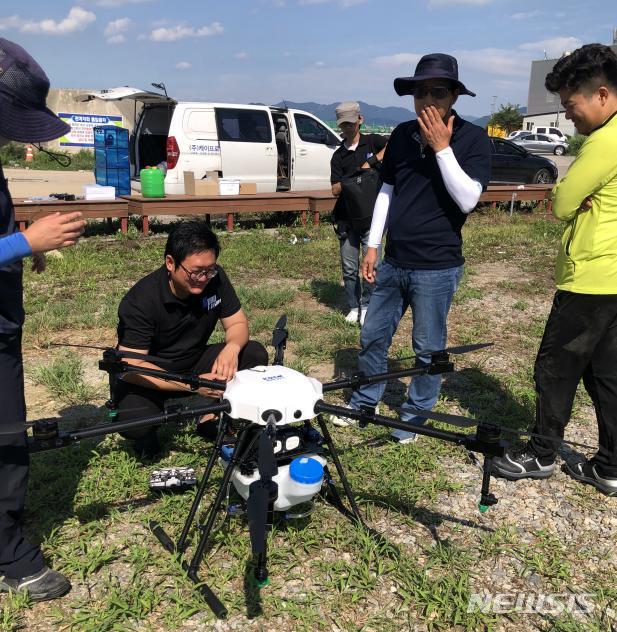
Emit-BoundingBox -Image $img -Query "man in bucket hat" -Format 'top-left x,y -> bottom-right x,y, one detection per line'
0,38 -> 85,600
336,53 -> 491,440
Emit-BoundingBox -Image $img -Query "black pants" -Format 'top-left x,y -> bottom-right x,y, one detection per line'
530,291 -> 617,477
0,332 -> 45,578
115,341 -> 269,438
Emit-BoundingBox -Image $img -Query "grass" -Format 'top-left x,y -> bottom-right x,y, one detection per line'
12,210 -> 614,631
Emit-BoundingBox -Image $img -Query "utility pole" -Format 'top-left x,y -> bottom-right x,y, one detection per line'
490,95 -> 497,116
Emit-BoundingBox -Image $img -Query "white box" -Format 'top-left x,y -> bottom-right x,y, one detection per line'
83,184 -> 115,200
218,179 -> 240,195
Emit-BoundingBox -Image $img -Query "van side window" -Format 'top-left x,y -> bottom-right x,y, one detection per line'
215,108 -> 272,143
294,114 -> 337,145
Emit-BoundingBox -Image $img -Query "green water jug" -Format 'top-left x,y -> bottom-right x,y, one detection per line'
141,166 -> 165,198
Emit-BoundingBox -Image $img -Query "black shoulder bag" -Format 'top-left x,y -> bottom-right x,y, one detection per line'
340,138 -> 382,230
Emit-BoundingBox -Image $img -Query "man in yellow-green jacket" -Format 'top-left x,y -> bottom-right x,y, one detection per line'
493,44 -> 617,495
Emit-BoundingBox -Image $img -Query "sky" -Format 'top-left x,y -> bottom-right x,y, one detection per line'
0,0 -> 615,117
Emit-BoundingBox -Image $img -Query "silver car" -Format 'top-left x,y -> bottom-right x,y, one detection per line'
513,133 -> 568,156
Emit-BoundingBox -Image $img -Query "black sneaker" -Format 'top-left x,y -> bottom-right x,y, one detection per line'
133,431 -> 161,459
563,459 -> 617,496
0,566 -> 71,601
491,445 -> 555,480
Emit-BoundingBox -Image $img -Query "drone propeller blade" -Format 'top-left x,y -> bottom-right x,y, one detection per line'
256,430 -> 277,479
247,430 -> 278,556
247,481 -> 272,555
271,314 -> 288,365
51,342 -> 173,366
395,406 -> 477,428
442,342 -> 494,355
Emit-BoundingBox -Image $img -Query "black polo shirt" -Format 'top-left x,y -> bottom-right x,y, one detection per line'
117,264 -> 241,371
0,162 -> 24,334
330,132 -> 388,221
381,112 -> 490,269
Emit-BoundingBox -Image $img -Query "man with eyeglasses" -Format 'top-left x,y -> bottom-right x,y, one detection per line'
333,54 -> 491,441
115,219 -> 268,456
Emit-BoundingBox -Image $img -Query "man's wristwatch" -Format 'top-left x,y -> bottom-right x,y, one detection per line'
367,155 -> 381,169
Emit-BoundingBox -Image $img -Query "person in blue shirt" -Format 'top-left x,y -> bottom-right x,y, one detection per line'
330,54 -> 491,442
0,38 -> 85,602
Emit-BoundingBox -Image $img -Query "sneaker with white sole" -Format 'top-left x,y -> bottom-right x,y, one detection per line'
344,308 -> 359,324
491,444 -> 555,480
0,566 -> 71,602
563,459 -> 617,496
330,404 -> 379,427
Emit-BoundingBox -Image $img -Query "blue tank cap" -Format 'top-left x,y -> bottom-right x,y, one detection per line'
289,457 -> 323,485
221,445 -> 234,462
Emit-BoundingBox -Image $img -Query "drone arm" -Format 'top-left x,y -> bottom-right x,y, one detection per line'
28,400 -> 232,453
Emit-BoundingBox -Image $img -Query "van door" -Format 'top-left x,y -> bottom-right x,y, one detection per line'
214,107 -> 277,192
290,111 -> 340,191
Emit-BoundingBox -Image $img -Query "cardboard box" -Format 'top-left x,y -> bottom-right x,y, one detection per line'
239,182 -> 257,195
183,171 -> 219,196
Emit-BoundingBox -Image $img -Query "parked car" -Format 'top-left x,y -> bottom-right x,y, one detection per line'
78,86 -> 341,194
512,133 -> 568,155
533,126 -> 568,142
490,137 -> 558,184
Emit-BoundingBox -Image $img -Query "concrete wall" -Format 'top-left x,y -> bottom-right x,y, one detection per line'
527,44 -> 617,116
43,87 -> 142,153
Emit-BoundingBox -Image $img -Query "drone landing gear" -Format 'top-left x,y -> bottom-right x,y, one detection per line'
149,413 -> 365,618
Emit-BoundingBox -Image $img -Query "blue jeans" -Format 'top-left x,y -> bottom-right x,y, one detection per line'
349,260 -> 463,437
335,221 -> 380,311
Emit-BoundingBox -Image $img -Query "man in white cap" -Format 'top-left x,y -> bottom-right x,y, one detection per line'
330,101 -> 387,326
0,38 -> 85,601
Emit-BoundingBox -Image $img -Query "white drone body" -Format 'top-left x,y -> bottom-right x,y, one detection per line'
223,365 -> 323,426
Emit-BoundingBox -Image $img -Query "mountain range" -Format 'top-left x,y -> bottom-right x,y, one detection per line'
273,100 -> 527,128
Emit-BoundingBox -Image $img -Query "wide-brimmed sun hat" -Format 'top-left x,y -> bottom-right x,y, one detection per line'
394,53 -> 476,97
0,38 -> 70,143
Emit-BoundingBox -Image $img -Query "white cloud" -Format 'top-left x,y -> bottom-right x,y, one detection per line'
372,53 -> 422,68
0,7 -> 96,35
104,16 -> 130,43
519,37 -> 582,58
79,0 -> 152,6
455,47 -> 531,77
298,0 -> 368,7
429,0 -> 494,6
314,60 -> 325,66
234,52 -> 248,60
510,10 -> 540,20
176,61 -> 192,70
150,22 -> 223,42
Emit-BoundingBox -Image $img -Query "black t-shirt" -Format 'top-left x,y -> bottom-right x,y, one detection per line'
330,132 -> 388,221
117,264 -> 241,371
380,112 -> 491,269
0,162 -> 24,334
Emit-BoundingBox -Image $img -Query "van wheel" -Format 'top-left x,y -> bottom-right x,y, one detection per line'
554,145 -> 565,156
533,168 -> 553,184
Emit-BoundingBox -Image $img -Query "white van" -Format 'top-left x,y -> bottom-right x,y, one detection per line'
78,87 -> 341,194
532,126 -> 568,142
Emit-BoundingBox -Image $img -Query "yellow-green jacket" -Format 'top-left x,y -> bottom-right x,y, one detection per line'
552,111 -> 617,293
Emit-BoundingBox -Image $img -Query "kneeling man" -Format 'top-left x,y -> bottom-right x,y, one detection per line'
116,219 -> 268,454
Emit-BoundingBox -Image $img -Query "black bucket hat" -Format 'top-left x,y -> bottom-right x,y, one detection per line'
0,38 -> 71,143
394,53 -> 476,97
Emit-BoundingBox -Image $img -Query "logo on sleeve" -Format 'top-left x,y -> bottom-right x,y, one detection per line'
202,295 -> 221,311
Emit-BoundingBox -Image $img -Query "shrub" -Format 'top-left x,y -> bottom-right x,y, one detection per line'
0,142 -> 94,171
566,134 -> 587,156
